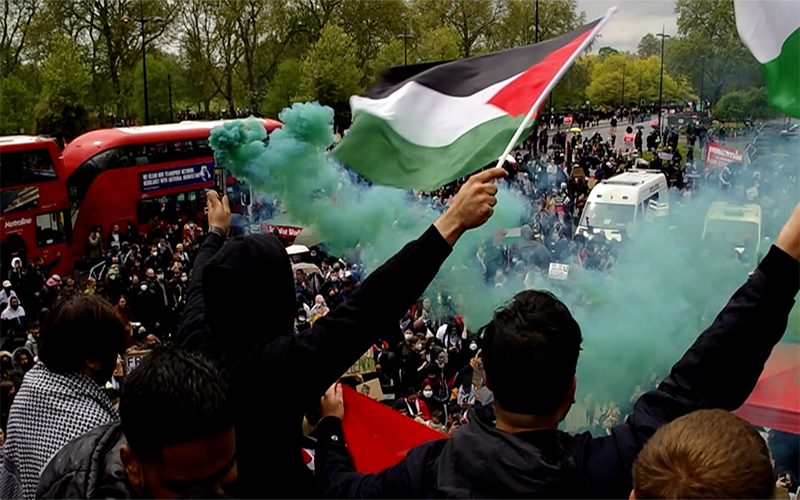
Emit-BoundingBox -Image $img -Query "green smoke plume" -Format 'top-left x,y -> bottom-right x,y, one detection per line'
211,103 -> 799,430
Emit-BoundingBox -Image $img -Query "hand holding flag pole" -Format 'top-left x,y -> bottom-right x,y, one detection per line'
493,7 -> 617,170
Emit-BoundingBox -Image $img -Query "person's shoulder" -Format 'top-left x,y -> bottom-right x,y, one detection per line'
37,422 -> 127,499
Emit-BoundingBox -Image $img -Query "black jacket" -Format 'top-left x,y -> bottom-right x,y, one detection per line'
314,245 -> 799,499
36,422 -> 133,499
176,226 -> 452,498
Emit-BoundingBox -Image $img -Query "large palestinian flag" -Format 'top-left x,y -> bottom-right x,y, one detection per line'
334,11 -> 613,191
734,0 -> 800,118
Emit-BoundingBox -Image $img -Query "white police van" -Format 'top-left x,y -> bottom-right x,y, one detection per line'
576,170 -> 669,242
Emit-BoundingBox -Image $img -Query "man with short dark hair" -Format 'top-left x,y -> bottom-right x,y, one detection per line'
631,409 -> 774,499
0,295 -> 126,499
315,204 -> 800,498
37,345 -> 237,499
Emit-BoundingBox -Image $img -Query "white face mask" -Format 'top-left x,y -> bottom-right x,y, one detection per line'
180,276 -> 188,282
140,284 -> 148,291
470,342 -> 478,351
404,334 -> 413,341
423,390 -> 433,398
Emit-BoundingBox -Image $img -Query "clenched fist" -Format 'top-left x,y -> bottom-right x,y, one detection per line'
434,167 -> 508,246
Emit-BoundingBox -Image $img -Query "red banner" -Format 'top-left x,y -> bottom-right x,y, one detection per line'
261,224 -> 302,238
705,141 -> 744,168
341,386 -> 445,473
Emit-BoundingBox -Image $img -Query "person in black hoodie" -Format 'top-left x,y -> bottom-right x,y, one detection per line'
177,169 -> 507,499
314,205 -> 800,498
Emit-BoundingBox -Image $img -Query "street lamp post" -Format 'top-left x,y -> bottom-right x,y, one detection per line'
167,73 -> 174,121
656,27 -> 671,132
135,15 -> 163,125
534,0 -> 539,43
621,63 -> 626,107
699,55 -> 706,113
397,32 -> 414,66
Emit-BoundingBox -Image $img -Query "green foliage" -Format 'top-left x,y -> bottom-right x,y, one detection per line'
670,0 -> 762,102
597,46 -> 619,58
713,87 -> 779,120
587,54 -> 697,108
262,58 -> 303,117
35,35 -> 93,139
0,72 -> 38,134
637,33 -> 660,59
0,0 -> 776,131
298,24 -> 363,117
492,0 -> 586,49
415,26 -> 461,63
132,52 -> 176,124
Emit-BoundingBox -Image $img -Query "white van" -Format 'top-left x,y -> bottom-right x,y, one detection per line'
702,202 -> 763,264
575,170 -> 669,241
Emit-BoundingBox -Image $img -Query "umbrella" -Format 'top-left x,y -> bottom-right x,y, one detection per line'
292,262 -> 322,275
569,126 -> 581,133
285,244 -> 309,256
635,124 -> 645,130
548,144 -> 563,150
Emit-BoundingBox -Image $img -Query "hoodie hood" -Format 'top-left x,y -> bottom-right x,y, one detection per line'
12,347 -> 33,371
199,234 -> 295,369
435,411 -> 589,498
11,257 -> 22,268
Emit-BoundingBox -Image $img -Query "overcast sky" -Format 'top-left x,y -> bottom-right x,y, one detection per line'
577,0 -> 678,53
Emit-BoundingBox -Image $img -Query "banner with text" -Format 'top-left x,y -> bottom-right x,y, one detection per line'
140,164 -> 214,193
705,142 -> 744,169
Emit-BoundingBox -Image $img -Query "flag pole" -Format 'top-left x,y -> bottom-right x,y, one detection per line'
493,6 -> 617,170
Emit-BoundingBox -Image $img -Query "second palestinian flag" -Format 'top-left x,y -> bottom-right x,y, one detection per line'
334,14 -> 611,191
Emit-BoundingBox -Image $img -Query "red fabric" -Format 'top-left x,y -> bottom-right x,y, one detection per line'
487,28 -> 594,117
342,386 -> 446,473
736,343 -> 800,434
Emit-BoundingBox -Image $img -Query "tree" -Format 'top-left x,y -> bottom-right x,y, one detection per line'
714,87 -> 779,120
587,54 -> 696,107
0,73 -> 38,134
262,58 -> 303,117
492,0 -> 586,50
598,46 -> 619,58
415,0 -> 504,57
669,0 -> 762,103
337,0 -> 406,83
132,52 -> 175,123
415,26 -> 460,63
0,0 -> 43,75
637,33 -> 659,58
371,38 -> 404,80
40,0 -> 178,117
549,54 -> 593,110
298,23 -> 363,123
178,0 -> 219,114
35,35 -> 93,140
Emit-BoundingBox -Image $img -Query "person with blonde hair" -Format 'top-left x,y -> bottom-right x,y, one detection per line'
631,409 -> 774,499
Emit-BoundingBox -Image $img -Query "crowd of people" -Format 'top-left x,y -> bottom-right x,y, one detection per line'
0,111 -> 798,499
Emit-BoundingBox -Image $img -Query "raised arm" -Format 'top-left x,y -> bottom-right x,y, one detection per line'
587,204 -> 800,497
295,167 -> 509,402
176,192 -> 230,344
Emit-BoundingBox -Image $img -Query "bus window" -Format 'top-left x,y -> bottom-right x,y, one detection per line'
35,210 -> 71,246
0,149 -> 57,188
1,186 -> 40,214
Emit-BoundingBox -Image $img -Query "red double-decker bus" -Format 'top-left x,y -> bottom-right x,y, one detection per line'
62,119 -> 281,264
1,135 -> 73,275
